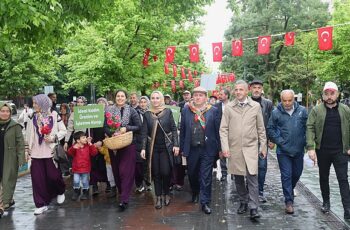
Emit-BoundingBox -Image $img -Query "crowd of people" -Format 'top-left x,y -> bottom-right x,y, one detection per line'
0,80 -> 349,223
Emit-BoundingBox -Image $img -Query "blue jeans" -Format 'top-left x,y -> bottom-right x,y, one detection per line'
73,173 -> 90,190
277,153 -> 304,204
258,155 -> 267,195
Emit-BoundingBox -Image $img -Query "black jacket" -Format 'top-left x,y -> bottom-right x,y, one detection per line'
141,109 -> 179,166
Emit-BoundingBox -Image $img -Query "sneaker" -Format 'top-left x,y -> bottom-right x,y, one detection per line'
174,184 -> 183,191
62,172 -> 70,178
105,183 -> 111,193
285,203 -> 294,214
135,186 -> 145,193
57,194 -> 65,204
92,185 -> 99,196
259,194 -> 267,203
4,200 -> 15,210
145,185 -> 152,191
34,206 -> 48,215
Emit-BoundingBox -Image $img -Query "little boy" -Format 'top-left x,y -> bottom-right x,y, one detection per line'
67,131 -> 98,201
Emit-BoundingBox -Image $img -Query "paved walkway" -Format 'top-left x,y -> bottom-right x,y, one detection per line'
0,155 -> 349,230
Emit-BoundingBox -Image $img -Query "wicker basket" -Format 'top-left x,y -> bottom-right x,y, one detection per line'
103,131 -> 133,150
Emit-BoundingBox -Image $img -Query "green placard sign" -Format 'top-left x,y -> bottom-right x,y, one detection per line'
165,105 -> 181,127
74,105 -> 105,129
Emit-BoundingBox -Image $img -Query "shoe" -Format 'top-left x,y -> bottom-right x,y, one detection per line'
174,185 -> 183,191
62,172 -> 70,178
57,193 -> 65,204
321,200 -> 330,213
344,209 -> 350,219
164,195 -> 171,206
191,193 -> 199,203
155,196 -> 162,209
4,200 -> 15,210
105,183 -> 111,193
0,209 -> 4,218
259,194 -> 267,203
145,185 -> 152,191
250,209 -> 261,219
71,188 -> 81,201
80,189 -> 89,200
285,203 -> 294,214
220,175 -> 227,182
202,204 -> 212,214
231,174 -> 234,180
135,186 -> 145,193
237,203 -> 248,214
92,185 -> 99,196
107,186 -> 117,198
34,206 -> 48,215
119,202 -> 128,212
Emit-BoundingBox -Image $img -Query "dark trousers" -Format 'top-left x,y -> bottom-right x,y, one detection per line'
277,153 -> 304,204
187,146 -> 216,205
171,164 -> 185,186
220,158 -> 227,177
109,144 -> 136,203
258,155 -> 268,195
316,150 -> 350,210
31,158 -> 65,208
152,146 -> 171,196
235,173 -> 259,209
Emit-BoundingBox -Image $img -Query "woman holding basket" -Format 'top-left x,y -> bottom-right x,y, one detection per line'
140,91 -> 179,209
104,90 -> 141,212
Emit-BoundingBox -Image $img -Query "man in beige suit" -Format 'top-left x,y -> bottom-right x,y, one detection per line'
220,80 -> 267,220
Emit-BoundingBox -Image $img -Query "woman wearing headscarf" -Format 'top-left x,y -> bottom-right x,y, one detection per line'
89,97 -> 108,196
26,94 -> 67,215
104,90 -> 141,211
134,96 -> 151,192
140,91 -> 179,209
0,102 -> 25,216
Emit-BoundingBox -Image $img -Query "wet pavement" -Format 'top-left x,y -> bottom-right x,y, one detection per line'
0,154 -> 349,230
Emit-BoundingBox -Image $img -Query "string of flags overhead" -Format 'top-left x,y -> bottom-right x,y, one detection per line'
143,22 -> 350,93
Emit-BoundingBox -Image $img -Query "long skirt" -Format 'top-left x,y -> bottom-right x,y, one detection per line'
31,158 -> 65,208
109,144 -> 136,203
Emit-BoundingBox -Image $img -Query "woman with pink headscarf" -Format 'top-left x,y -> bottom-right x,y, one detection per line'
26,94 -> 67,215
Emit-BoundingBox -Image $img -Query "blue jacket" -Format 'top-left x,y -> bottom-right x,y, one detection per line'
267,102 -> 308,156
180,105 -> 221,157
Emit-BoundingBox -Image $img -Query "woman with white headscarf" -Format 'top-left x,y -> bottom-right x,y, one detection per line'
26,94 -> 67,215
140,91 -> 179,209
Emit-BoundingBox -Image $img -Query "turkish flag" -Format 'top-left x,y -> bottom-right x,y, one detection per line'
179,80 -> 185,89
232,39 -> 243,56
188,69 -> 193,82
172,64 -> 177,77
257,36 -> 271,55
171,80 -> 176,93
164,62 -> 169,74
284,32 -> 295,46
165,46 -> 176,63
181,67 -> 186,79
212,42 -> 222,62
189,44 -> 200,62
142,48 -> 150,67
318,27 -> 333,51
194,79 -> 200,87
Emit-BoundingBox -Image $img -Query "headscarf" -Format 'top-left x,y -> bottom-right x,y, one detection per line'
77,96 -> 87,105
33,94 -> 52,115
97,97 -> 108,109
139,96 -> 150,114
32,94 -> 53,144
149,91 -> 166,114
0,102 -> 12,124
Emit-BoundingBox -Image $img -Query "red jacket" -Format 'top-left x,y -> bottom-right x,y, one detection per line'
67,144 -> 98,173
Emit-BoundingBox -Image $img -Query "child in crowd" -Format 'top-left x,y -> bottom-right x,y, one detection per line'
67,131 -> 98,201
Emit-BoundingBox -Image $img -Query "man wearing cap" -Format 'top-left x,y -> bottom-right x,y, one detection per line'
178,90 -> 191,111
180,86 -> 221,214
267,89 -> 308,215
249,79 -> 274,202
306,82 -> 350,220
220,80 -> 267,219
